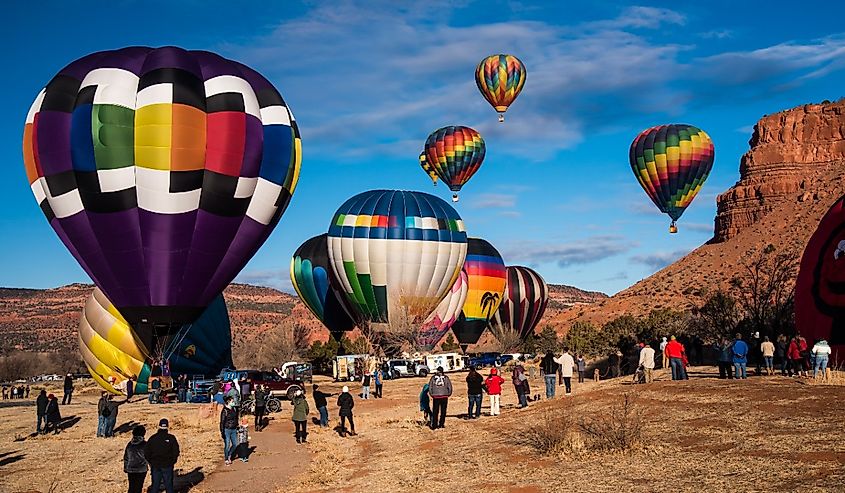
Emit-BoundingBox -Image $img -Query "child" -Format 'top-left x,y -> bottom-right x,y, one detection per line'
237,419 -> 250,462
123,426 -> 148,493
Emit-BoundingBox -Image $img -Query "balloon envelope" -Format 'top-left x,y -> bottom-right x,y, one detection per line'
424,126 -> 485,199
24,46 -> 301,337
79,287 -> 233,394
419,151 -> 438,186
451,238 -> 507,346
291,233 -> 357,339
327,190 -> 467,329
419,270 -> 468,350
490,266 -> 549,341
795,194 -> 845,360
475,54 -> 526,120
629,124 -> 713,231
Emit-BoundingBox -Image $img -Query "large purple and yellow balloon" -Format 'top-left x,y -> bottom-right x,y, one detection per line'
23,46 -> 301,349
424,126 -> 485,202
629,124 -> 714,233
475,54 -> 526,122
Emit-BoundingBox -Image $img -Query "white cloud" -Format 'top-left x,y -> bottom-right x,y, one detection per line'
234,269 -> 295,294
503,235 -> 635,267
629,248 -> 692,269
468,193 -> 517,209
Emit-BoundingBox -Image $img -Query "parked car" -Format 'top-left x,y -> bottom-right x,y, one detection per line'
219,369 -> 304,400
422,353 -> 469,373
280,362 -> 313,383
382,359 -> 428,379
468,352 -> 507,368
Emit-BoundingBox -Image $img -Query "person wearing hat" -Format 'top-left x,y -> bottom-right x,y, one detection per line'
62,373 -> 73,405
484,368 -> 505,416
312,384 -> 334,428
427,367 -> 453,429
123,425 -> 148,493
291,388 -> 310,444
145,418 -> 180,493
337,386 -> 356,437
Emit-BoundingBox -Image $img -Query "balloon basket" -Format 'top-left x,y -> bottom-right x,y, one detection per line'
452,194 -> 459,202
669,222 -> 678,234
498,114 -> 505,123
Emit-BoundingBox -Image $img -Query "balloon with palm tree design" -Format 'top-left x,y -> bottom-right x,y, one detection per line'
451,238 -> 507,348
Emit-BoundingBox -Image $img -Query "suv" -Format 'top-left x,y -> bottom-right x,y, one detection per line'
383,359 -> 428,379
219,369 -> 304,401
468,352 -> 510,368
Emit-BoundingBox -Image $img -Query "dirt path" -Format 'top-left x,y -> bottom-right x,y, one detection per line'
193,416 -> 310,493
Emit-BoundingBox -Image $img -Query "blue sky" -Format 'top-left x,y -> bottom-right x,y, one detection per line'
3,0 -> 845,295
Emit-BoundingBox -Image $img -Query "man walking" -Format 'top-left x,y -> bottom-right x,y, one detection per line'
145,418 -> 180,493
465,366 -> 483,419
638,343 -> 656,383
540,351 -> 559,399
428,367 -> 452,429
665,336 -> 687,380
62,373 -> 73,405
732,333 -> 749,380
558,347 -> 576,394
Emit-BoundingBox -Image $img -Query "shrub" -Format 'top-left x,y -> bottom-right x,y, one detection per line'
514,402 -> 580,455
578,393 -> 643,452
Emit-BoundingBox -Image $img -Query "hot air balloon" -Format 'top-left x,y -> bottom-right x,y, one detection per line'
795,194 -> 845,361
79,287 -> 233,395
424,126 -> 485,202
418,270 -> 468,350
475,54 -> 527,122
327,190 -> 467,331
490,266 -> 549,341
629,124 -> 714,233
23,46 -> 301,355
419,151 -> 438,187
451,238 -> 507,348
291,233 -> 357,340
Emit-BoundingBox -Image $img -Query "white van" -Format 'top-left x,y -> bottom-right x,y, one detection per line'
423,353 -> 469,373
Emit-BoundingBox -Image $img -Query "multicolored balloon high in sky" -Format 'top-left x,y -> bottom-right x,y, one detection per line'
795,194 -> 845,360
490,266 -> 549,341
419,151 -> 438,186
629,124 -> 714,233
290,233 -> 357,340
451,238 -> 507,348
327,190 -> 467,329
475,54 -> 527,122
79,288 -> 233,394
23,46 -> 301,352
424,126 -> 486,202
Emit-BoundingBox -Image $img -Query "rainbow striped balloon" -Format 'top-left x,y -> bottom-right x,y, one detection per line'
475,54 -> 526,122
424,126 -> 485,202
451,238 -> 506,347
629,124 -> 714,233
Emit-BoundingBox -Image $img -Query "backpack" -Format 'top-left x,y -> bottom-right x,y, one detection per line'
101,405 -> 112,418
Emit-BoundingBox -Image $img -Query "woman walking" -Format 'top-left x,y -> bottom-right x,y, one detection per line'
292,389 -> 310,444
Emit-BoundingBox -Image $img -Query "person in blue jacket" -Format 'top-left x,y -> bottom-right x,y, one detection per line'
419,383 -> 431,427
732,333 -> 749,380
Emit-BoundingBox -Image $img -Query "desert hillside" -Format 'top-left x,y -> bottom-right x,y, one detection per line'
556,101 -> 845,329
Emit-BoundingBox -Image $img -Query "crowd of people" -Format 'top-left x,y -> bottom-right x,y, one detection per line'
1,383 -> 30,399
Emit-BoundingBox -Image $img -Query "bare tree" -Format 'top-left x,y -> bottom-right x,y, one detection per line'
255,323 -> 311,369
729,245 -> 798,337
378,290 -> 441,356
489,322 -> 523,353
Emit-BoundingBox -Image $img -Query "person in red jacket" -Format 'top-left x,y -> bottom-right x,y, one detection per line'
484,368 -> 505,416
788,336 -> 806,377
665,336 -> 688,380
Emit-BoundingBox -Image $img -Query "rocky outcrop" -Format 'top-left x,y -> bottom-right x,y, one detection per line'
714,102 -> 845,242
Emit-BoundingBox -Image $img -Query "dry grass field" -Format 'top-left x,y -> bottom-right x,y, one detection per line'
1,368 -> 844,493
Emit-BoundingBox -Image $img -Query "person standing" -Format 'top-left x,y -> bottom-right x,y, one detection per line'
760,336 -> 775,376
428,367 -> 453,429
176,375 -> 188,403
292,389 -> 310,444
665,336 -> 687,381
788,336 -> 805,377
485,368 -> 505,416
660,337 -> 669,369
812,339 -> 832,379
36,389 -> 48,434
253,384 -> 267,431
25,385 -> 30,399
732,333 -> 749,380
126,377 -> 134,400
123,425 -> 148,493
512,364 -> 529,408
97,392 -> 109,437
312,384 -> 333,428
576,355 -> 586,383
776,334 -> 789,376
104,395 -> 123,438
540,351 -> 559,399
797,334 -> 809,375
374,368 -> 383,398
559,348 -> 576,394
419,383 -> 432,426
465,366 -> 484,419
608,350 -> 621,378
220,397 -> 239,465
638,343 -> 656,383
62,373 -> 73,405
210,380 -> 223,413
337,386 -> 356,437
150,377 -> 161,404
716,339 -> 734,379
145,419 -> 180,493
44,394 -> 62,434
361,372 -> 371,400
